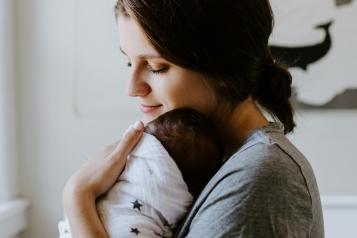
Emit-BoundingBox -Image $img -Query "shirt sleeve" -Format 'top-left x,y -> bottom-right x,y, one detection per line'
185,145 -> 313,238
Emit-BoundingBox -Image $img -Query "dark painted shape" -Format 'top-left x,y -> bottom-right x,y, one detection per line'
270,3 -> 356,110
297,88 -> 357,109
335,0 -> 353,6
269,21 -> 333,71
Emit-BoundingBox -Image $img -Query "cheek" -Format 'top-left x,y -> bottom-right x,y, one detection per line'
155,76 -> 186,107
171,82 -> 216,114
187,80 -> 218,114
193,92 -> 217,115
155,71 -> 217,114
164,84 -> 187,108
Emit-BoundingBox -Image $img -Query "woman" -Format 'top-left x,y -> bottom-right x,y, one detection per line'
63,0 -> 324,237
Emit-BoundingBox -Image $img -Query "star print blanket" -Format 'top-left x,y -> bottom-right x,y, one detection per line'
58,133 -> 193,237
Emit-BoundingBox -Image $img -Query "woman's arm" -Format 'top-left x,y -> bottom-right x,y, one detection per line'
62,121 -> 144,238
63,187 -> 108,238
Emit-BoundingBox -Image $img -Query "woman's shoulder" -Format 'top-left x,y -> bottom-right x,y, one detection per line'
223,121 -> 315,181
174,122 -> 324,238
216,122 -> 320,205
207,122 -> 313,193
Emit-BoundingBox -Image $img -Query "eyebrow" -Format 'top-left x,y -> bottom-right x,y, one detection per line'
120,47 -> 163,60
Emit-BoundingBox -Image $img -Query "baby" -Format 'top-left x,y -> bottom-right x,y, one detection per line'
59,108 -> 223,237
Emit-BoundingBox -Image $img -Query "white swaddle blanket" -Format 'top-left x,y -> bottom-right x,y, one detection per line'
58,133 -> 193,238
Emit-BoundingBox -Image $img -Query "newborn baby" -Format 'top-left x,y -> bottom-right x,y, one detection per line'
58,108 -> 223,237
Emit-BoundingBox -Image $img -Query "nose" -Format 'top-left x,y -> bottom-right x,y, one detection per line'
127,68 -> 151,97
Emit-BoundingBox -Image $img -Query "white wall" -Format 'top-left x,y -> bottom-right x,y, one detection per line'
288,111 -> 357,196
14,0 -> 138,237
12,0 -> 357,237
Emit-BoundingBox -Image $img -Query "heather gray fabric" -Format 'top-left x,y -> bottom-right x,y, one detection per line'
174,122 -> 324,238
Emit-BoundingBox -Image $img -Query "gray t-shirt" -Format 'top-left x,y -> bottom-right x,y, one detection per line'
174,122 -> 324,238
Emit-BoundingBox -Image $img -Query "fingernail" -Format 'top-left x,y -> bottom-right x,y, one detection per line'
133,121 -> 143,131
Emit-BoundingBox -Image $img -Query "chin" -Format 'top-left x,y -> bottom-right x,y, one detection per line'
142,115 -> 158,125
143,108 -> 166,124
142,117 -> 151,125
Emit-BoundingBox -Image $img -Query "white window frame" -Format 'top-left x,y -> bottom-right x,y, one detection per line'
0,0 -> 28,237
0,0 -> 16,204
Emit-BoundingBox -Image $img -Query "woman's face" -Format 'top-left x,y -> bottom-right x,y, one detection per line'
118,16 -> 219,124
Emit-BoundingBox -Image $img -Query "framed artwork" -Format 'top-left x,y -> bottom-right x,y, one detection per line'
269,0 -> 357,110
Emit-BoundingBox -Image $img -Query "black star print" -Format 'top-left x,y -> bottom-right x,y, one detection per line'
132,199 -> 142,212
131,227 -> 140,235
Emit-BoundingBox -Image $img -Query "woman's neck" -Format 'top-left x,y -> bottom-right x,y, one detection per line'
215,97 -> 269,161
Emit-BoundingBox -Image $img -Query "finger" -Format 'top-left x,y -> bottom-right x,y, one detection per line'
108,121 -> 144,161
103,140 -> 120,154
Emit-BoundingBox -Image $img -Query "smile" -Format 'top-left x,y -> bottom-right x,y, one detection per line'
140,104 -> 162,114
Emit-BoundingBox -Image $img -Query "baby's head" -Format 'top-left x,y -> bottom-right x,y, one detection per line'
144,108 -> 224,198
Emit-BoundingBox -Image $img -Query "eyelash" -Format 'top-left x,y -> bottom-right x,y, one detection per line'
126,62 -> 168,75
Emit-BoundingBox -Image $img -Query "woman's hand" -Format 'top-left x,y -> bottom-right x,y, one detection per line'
62,121 -> 144,238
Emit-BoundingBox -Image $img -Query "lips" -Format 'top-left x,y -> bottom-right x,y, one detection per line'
140,104 -> 162,113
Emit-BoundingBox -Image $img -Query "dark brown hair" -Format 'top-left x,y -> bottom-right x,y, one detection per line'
115,0 -> 295,133
144,108 -> 223,198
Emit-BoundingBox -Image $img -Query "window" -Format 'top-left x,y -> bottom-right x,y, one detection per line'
0,2 -> 28,237
0,0 -> 17,203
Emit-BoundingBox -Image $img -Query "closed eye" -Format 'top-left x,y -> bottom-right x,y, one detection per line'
150,67 -> 169,74
126,61 -> 169,75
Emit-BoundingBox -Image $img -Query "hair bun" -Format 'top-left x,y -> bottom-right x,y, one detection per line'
253,54 -> 295,133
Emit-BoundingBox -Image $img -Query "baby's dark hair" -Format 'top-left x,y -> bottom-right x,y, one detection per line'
144,108 -> 224,198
